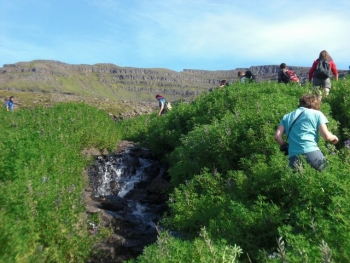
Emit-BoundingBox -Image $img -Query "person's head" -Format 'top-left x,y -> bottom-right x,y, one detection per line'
298,94 -> 321,110
318,50 -> 332,61
280,63 -> 287,69
238,71 -> 244,77
155,94 -> 163,100
10,96 -> 14,101
220,80 -> 227,86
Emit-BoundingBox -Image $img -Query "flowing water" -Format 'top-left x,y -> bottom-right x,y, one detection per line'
87,143 -> 168,262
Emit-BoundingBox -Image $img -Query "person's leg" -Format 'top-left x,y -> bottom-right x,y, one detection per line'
304,150 -> 327,171
323,78 -> 331,95
313,78 -> 331,96
288,155 -> 303,170
289,151 -> 327,171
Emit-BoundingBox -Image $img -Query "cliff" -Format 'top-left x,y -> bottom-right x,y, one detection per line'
1,60 -> 348,118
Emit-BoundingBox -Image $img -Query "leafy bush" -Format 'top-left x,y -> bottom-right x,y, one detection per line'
0,103 -> 120,262
1,77 -> 350,262
128,227 -> 243,263
133,79 -> 350,262
323,75 -> 350,142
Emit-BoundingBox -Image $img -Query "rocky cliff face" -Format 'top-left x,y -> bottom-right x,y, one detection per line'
1,60 -> 348,103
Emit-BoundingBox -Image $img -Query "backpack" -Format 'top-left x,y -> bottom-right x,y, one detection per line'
165,101 -> 172,110
314,59 -> 331,79
283,70 -> 299,83
245,70 -> 256,82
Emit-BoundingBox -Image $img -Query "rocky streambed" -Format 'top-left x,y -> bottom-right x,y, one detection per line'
84,141 -> 169,263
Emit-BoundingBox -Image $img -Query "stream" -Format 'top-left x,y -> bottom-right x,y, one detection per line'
86,141 -> 169,263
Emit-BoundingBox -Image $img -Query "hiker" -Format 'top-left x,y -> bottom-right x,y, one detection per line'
238,70 -> 255,83
219,80 -> 229,88
155,94 -> 168,116
5,96 -> 15,111
238,71 -> 245,83
308,50 -> 338,95
278,63 -> 300,84
274,94 -> 338,171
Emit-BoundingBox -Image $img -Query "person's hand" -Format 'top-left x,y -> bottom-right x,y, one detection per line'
330,135 -> 339,144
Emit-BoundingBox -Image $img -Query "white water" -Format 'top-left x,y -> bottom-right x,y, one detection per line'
94,150 -> 153,198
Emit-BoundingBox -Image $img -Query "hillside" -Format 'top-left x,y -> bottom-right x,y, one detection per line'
1,78 -> 350,263
1,60 -> 348,118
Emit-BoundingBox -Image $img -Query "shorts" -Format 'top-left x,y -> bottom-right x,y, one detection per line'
313,77 -> 331,89
289,150 -> 327,171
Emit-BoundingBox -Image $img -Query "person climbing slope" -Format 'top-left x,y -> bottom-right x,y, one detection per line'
155,94 -> 168,116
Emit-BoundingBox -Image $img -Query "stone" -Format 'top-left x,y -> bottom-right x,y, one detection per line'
85,140 -> 169,262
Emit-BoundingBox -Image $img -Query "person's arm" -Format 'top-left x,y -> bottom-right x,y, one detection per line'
319,124 -> 338,144
274,125 -> 286,146
331,61 -> 338,81
308,60 -> 317,81
334,74 -> 339,81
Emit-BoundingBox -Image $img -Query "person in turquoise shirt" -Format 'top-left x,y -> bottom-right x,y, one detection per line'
155,94 -> 167,116
274,94 -> 338,171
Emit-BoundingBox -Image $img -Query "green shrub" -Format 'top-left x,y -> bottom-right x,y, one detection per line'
128,227 -> 243,263
0,103 -> 121,262
2,78 -> 350,262
139,79 -> 350,262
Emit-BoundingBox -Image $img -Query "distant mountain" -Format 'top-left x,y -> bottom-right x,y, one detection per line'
1,60 -> 348,117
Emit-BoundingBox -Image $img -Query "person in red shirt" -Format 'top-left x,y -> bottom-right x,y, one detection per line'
308,50 -> 338,95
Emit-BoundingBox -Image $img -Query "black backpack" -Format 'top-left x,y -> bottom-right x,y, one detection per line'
314,59 -> 331,79
245,70 -> 256,82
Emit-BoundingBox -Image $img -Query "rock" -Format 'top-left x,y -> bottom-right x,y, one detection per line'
147,177 -> 169,194
85,140 -> 169,262
98,195 -> 127,211
82,147 -> 102,158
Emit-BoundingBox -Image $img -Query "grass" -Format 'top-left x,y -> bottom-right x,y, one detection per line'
0,102 -> 123,262
0,90 -> 136,117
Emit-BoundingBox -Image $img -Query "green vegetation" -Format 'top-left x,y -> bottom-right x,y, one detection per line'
0,103 -> 122,262
0,90 -> 135,116
1,76 -> 350,262
124,78 -> 350,262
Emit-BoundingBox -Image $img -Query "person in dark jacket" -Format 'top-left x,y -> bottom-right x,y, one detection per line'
278,63 -> 300,84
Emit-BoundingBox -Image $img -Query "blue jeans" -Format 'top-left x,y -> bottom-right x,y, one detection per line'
289,150 -> 327,171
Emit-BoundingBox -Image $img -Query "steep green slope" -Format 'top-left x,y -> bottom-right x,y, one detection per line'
1,76 -> 350,263
126,77 -> 350,262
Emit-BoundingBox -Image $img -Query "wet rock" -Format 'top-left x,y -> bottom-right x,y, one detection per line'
98,195 -> 127,211
86,140 -> 169,263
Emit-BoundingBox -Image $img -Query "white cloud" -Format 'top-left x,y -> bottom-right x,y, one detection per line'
1,0 -> 350,70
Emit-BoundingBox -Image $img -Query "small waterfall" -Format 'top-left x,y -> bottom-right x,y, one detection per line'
92,149 -> 153,198
87,141 -> 169,262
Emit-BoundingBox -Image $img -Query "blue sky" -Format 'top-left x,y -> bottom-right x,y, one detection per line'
1,0 -> 350,72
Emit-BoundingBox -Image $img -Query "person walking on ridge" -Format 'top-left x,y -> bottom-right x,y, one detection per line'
308,50 -> 338,95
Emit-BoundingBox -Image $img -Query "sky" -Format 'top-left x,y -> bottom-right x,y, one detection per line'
1,0 -> 350,72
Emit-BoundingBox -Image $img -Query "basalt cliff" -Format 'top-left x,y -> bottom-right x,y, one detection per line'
1,60 -> 348,118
